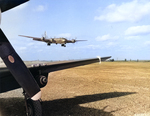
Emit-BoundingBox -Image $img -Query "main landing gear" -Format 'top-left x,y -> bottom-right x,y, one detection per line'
23,90 -> 42,116
61,44 -> 66,47
47,43 -> 51,46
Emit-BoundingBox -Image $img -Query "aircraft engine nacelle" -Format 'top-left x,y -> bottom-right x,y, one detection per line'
35,75 -> 48,88
72,39 -> 76,43
41,37 -> 45,41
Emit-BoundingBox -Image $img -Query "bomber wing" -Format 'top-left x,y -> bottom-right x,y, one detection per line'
19,35 -> 44,42
75,40 -> 87,42
66,39 -> 87,43
0,56 -> 111,93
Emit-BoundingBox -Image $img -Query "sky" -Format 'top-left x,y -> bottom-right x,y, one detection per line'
1,0 -> 150,61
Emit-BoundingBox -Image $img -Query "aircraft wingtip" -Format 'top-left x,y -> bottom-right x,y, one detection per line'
97,56 -> 101,64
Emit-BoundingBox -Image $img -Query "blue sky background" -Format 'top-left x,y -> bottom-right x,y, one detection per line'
1,0 -> 150,61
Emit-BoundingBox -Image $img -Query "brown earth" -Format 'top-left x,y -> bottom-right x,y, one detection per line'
1,62 -> 150,116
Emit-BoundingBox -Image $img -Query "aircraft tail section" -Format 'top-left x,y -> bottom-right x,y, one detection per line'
0,0 -> 29,13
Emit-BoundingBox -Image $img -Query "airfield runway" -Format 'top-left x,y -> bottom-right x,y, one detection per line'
1,62 -> 150,116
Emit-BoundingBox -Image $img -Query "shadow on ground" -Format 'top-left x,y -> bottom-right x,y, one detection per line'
0,97 -> 25,116
0,92 -> 136,116
42,92 -> 136,116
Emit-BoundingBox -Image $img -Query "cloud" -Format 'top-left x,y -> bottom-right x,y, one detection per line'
124,35 -> 140,40
34,5 -> 47,12
96,34 -> 110,41
95,34 -> 119,41
85,42 -> 117,50
125,25 -> 150,36
144,41 -> 150,45
94,0 -> 150,22
107,42 -> 116,47
118,45 -> 136,51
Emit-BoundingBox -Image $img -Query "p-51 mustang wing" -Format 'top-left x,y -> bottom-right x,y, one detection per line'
0,56 -> 111,93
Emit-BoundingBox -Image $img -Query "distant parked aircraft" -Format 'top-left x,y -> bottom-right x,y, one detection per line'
19,32 -> 87,47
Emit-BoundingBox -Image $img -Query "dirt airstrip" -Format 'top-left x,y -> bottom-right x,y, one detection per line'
1,62 -> 150,116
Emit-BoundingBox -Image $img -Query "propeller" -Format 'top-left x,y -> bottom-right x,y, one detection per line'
0,0 -> 41,100
0,9 -> 1,24
0,29 -> 41,100
0,0 -> 29,13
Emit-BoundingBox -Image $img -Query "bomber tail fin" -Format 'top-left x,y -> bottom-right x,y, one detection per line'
43,31 -> 48,39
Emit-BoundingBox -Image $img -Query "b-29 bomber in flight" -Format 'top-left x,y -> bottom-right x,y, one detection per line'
19,33 -> 87,47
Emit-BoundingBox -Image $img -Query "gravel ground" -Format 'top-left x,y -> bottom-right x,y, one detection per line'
1,62 -> 150,116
